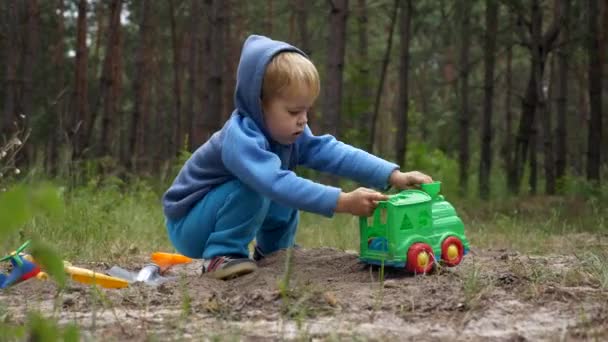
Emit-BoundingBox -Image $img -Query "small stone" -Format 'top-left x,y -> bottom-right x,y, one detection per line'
323,291 -> 338,306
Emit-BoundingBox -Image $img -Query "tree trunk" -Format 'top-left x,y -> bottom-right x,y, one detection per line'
21,0 -> 39,125
223,0 -> 237,123
504,43 -> 516,191
512,0 -> 561,193
480,0 -> 498,199
265,0 -> 274,35
98,0 -> 123,157
356,0 -> 371,146
47,0 -> 67,174
130,0 -> 151,170
587,0 -> 602,183
169,0 -> 184,153
540,55 -> 556,194
203,0 -> 225,141
3,0 -> 19,136
187,0 -> 201,149
395,0 -> 412,168
322,0 -> 348,139
555,0 -> 570,186
293,0 -> 317,132
72,0 -> 89,158
458,0 -> 472,196
370,1 -> 398,153
295,0 -> 311,56
529,118 -> 538,194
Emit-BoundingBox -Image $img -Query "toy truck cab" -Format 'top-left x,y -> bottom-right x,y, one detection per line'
359,182 -> 469,273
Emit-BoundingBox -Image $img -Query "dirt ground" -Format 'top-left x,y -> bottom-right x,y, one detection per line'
1,246 -> 607,341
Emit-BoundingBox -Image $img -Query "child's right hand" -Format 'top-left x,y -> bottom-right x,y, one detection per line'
335,188 -> 389,217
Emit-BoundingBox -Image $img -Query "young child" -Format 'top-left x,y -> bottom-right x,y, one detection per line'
162,35 -> 432,280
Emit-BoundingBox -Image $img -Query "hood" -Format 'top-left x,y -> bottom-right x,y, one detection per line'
234,35 -> 307,138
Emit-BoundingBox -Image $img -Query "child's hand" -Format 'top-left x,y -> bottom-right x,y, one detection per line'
389,170 -> 433,189
335,188 -> 389,217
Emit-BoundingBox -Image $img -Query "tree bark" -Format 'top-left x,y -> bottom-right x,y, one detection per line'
540,55 -> 556,194
130,0 -> 152,170
555,0 -> 570,185
356,0 -> 371,146
395,0 -> 413,168
370,1 -> 398,153
47,0 -> 67,173
187,0 -> 201,149
587,0 -> 602,183
3,0 -> 19,136
458,0 -> 472,196
512,0 -> 561,193
322,0 -> 349,139
203,0 -> 225,141
169,0 -> 184,153
98,0 -> 123,157
21,0 -> 40,124
480,0 -> 498,199
504,43 -> 516,191
72,0 -> 89,158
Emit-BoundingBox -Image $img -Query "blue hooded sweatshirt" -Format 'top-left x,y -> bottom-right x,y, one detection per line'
162,35 -> 399,220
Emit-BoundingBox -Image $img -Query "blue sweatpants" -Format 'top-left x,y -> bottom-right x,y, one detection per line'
166,180 -> 299,259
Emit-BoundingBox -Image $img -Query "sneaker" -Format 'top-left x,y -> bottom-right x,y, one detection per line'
202,256 -> 257,280
252,244 -> 302,261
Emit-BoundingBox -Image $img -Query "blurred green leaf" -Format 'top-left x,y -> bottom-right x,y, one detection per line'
27,313 -> 61,341
31,240 -> 66,288
29,184 -> 64,219
63,323 -> 80,342
0,186 -> 30,239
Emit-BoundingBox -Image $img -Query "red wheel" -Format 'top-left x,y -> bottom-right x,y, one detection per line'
406,243 -> 434,274
441,236 -> 464,267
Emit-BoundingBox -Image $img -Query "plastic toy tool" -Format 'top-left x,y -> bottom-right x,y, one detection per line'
107,252 -> 191,286
359,181 -> 470,274
0,241 -> 41,289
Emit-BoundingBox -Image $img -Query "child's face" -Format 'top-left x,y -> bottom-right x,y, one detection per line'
262,90 -> 314,145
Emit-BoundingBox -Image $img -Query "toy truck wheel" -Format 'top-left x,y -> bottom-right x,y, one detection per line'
406,243 -> 434,274
441,236 -> 464,267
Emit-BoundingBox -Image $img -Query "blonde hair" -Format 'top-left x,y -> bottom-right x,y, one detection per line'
262,52 -> 320,101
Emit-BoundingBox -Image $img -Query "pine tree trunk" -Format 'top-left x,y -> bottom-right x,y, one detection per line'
370,1 -> 398,153
223,0 -> 236,123
395,0 -> 412,168
356,0 -> 371,146
512,0 -> 561,193
555,0 -> 570,185
72,0 -> 89,158
98,0 -> 123,157
265,0 -> 274,35
458,1 -> 472,196
293,0 -> 317,132
540,55 -> 556,195
529,119 -> 538,194
130,0 -> 151,170
322,0 -> 348,139
3,0 -> 19,136
505,43 -> 516,192
169,0 -> 183,153
187,0 -> 201,149
587,0 -> 602,183
203,0 -> 225,141
21,0 -> 39,126
47,0 -> 66,174
480,0 -> 498,199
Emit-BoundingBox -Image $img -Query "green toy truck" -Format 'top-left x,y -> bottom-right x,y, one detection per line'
359,181 -> 469,274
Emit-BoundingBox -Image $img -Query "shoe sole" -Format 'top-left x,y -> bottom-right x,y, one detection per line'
208,263 -> 257,280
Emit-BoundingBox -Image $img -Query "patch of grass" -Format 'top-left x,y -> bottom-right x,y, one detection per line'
577,250 -> 608,289
3,179 -> 171,262
461,263 -> 491,309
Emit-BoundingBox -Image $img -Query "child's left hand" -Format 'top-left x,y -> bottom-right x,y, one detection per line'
389,170 -> 433,190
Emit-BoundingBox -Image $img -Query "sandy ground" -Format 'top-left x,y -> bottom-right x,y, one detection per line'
1,247 -> 607,341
